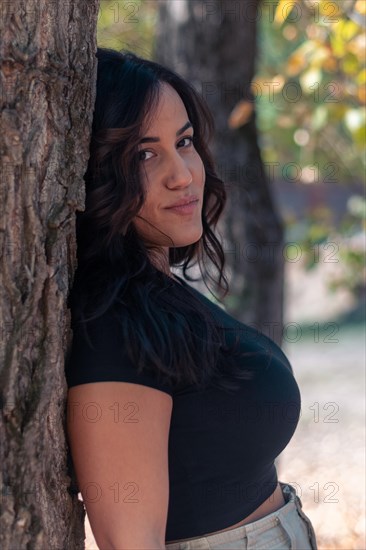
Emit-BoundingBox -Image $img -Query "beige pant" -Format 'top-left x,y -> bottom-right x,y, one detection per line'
165,481 -> 318,549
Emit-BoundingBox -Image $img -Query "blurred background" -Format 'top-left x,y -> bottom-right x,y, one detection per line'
84,1 -> 365,548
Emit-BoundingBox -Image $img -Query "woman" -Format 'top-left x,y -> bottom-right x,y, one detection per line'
65,47 -> 318,550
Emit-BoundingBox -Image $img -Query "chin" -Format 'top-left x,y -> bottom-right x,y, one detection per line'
173,229 -> 203,248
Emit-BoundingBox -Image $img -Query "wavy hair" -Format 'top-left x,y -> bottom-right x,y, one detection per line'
68,47 -> 263,393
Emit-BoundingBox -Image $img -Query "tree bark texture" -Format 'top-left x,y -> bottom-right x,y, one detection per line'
154,0 -> 285,344
0,1 -> 99,548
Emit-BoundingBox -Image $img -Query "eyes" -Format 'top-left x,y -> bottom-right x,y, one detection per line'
138,136 -> 194,162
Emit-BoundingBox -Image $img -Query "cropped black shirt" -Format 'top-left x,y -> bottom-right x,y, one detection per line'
65,274 -> 301,542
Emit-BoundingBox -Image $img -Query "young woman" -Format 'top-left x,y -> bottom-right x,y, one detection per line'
65,47 -> 318,550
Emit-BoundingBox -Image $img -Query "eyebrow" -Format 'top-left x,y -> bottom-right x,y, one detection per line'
138,121 -> 193,144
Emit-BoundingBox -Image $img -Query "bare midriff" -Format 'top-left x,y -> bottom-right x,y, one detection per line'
166,481 -> 286,545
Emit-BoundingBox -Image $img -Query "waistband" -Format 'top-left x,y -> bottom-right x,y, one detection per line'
166,481 -> 317,550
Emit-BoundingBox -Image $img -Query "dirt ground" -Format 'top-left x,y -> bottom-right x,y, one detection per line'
277,323 -> 365,550
279,260 -> 365,550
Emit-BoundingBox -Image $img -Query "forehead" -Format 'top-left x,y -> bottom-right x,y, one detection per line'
143,82 -> 188,132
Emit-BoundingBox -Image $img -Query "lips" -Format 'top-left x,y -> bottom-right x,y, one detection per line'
165,195 -> 199,209
164,200 -> 199,215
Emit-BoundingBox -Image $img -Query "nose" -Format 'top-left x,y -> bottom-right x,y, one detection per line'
165,151 -> 193,188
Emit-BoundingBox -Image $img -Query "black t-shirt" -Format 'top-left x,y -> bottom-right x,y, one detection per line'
65,274 -> 301,542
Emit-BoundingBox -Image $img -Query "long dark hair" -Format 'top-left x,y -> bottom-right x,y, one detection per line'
68,47 -> 265,393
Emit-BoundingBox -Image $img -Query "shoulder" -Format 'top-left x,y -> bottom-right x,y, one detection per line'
65,306 -> 174,396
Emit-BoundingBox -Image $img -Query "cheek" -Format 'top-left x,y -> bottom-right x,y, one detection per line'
192,153 -> 205,183
136,191 -> 160,221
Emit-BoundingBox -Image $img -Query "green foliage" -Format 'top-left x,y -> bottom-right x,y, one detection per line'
285,195 -> 366,294
97,0 -> 157,58
255,0 -> 366,298
255,0 -> 365,184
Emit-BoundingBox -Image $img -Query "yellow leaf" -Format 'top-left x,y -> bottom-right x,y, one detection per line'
286,52 -> 307,76
358,87 -> 366,105
319,0 -> 342,20
323,56 -> 338,71
341,53 -> 360,76
341,20 -> 360,41
285,40 -> 317,76
357,69 -> 366,85
274,0 -> 300,27
330,27 -> 346,58
355,0 -> 366,15
228,101 -> 254,129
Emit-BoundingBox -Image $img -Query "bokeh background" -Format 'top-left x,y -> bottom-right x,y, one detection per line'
84,1 -> 366,548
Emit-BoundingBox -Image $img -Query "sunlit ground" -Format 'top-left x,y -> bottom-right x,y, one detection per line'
279,322 -> 365,550
279,259 -> 365,550
84,261 -> 365,549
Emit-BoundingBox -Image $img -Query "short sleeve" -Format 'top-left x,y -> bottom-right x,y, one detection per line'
64,308 -> 174,397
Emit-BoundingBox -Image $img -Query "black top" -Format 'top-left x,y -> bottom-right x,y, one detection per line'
65,275 -> 301,542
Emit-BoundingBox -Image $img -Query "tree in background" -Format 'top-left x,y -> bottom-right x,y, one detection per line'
154,0 -> 286,344
0,2 -> 99,548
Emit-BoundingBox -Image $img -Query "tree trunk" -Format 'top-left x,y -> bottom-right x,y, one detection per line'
0,1 -> 99,548
154,0 -> 285,345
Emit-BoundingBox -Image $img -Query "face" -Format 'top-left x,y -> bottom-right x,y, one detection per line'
132,82 -> 205,253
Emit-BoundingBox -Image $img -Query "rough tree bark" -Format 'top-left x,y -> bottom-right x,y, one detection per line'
0,1 -> 99,548
154,0 -> 285,344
